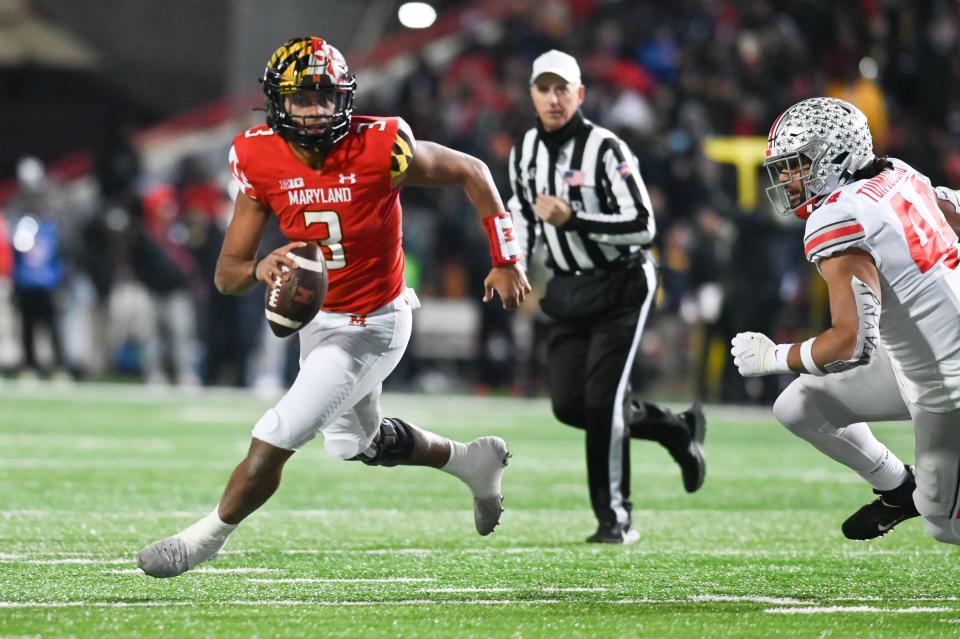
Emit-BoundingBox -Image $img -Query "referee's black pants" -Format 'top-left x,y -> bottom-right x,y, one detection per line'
547,302 -> 651,528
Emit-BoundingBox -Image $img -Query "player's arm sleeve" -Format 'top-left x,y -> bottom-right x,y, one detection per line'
507,143 -> 539,266
808,252 -> 881,374
803,202 -> 869,265
390,118 -> 416,182
228,143 -> 261,202
561,137 -> 655,245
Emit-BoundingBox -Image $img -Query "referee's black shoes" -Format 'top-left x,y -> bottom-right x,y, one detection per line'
586,521 -> 640,545
628,400 -> 707,493
671,403 -> 707,493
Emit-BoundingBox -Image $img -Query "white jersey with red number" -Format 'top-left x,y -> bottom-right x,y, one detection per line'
228,116 -> 411,315
803,158 -> 960,411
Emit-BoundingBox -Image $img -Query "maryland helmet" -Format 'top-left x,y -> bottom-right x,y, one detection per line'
763,97 -> 875,217
261,37 -> 356,151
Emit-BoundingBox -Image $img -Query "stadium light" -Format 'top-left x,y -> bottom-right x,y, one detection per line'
398,2 -> 437,29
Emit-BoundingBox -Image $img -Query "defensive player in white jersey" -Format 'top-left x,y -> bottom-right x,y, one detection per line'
730,97 -> 960,544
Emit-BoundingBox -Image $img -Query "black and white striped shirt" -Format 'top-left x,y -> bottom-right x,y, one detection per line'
507,115 -> 656,274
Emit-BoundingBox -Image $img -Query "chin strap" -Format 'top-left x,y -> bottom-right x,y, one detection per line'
793,195 -> 823,220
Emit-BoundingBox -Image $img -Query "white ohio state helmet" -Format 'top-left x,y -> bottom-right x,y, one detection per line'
764,97 -> 875,217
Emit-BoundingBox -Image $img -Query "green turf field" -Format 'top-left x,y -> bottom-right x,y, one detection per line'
0,381 -> 957,638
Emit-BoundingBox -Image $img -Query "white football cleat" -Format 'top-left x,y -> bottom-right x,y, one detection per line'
461,436 -> 510,535
137,535 -> 226,578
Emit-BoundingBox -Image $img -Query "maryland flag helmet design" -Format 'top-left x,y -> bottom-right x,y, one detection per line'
261,37 -> 357,151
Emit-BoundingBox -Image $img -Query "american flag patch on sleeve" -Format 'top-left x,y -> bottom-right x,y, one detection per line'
616,161 -> 632,179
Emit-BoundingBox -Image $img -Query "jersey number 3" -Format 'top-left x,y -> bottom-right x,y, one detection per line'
892,175 -> 960,273
303,211 -> 346,269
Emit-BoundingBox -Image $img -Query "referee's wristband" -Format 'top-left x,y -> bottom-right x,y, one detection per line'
251,257 -> 262,282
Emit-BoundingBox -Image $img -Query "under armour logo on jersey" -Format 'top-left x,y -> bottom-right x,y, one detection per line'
339,173 -> 357,185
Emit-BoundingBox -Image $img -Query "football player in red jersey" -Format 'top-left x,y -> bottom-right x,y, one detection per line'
137,37 -> 530,578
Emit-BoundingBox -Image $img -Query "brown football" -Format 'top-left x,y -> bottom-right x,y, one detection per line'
263,243 -> 328,337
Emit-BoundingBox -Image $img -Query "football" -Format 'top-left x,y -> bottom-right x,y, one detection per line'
263,243 -> 328,338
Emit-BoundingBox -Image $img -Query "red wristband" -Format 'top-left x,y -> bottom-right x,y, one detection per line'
482,213 -> 521,267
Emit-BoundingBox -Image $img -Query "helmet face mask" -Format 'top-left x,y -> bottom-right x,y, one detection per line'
764,150 -> 813,216
261,37 -> 356,152
763,98 -> 874,217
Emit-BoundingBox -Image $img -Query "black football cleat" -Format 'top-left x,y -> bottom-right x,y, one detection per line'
627,399 -> 706,493
666,403 -> 706,493
586,521 -> 640,545
842,466 -> 921,540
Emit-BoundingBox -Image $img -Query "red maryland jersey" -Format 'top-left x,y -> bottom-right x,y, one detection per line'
229,116 -> 413,314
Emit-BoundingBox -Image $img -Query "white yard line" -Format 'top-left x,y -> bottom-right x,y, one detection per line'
0,435 -> 174,452
246,578 -> 435,584
16,559 -> 133,565
0,460 -> 229,470
0,511 -> 203,518
766,606 -> 953,614
420,587 -> 606,593
279,548 -> 434,556
106,568 -> 281,575
420,588 -> 514,593
2,598 -> 952,611
691,595 -> 809,605
830,596 -> 959,602
0,599 -> 572,608
0,547 -> 950,564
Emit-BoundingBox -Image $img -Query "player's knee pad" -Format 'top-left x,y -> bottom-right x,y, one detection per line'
349,417 -> 415,466
923,516 -> 960,545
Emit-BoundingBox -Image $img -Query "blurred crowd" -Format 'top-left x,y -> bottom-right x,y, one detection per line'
1,0 -> 958,401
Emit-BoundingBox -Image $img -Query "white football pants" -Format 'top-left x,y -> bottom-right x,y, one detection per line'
251,289 -> 419,459
773,345 -> 960,544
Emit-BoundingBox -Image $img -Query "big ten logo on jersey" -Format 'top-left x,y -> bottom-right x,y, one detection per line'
279,177 -> 305,190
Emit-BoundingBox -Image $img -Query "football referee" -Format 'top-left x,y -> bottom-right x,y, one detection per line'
508,50 -> 707,544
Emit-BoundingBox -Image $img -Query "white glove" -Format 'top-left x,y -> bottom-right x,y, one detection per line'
730,332 -> 791,377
